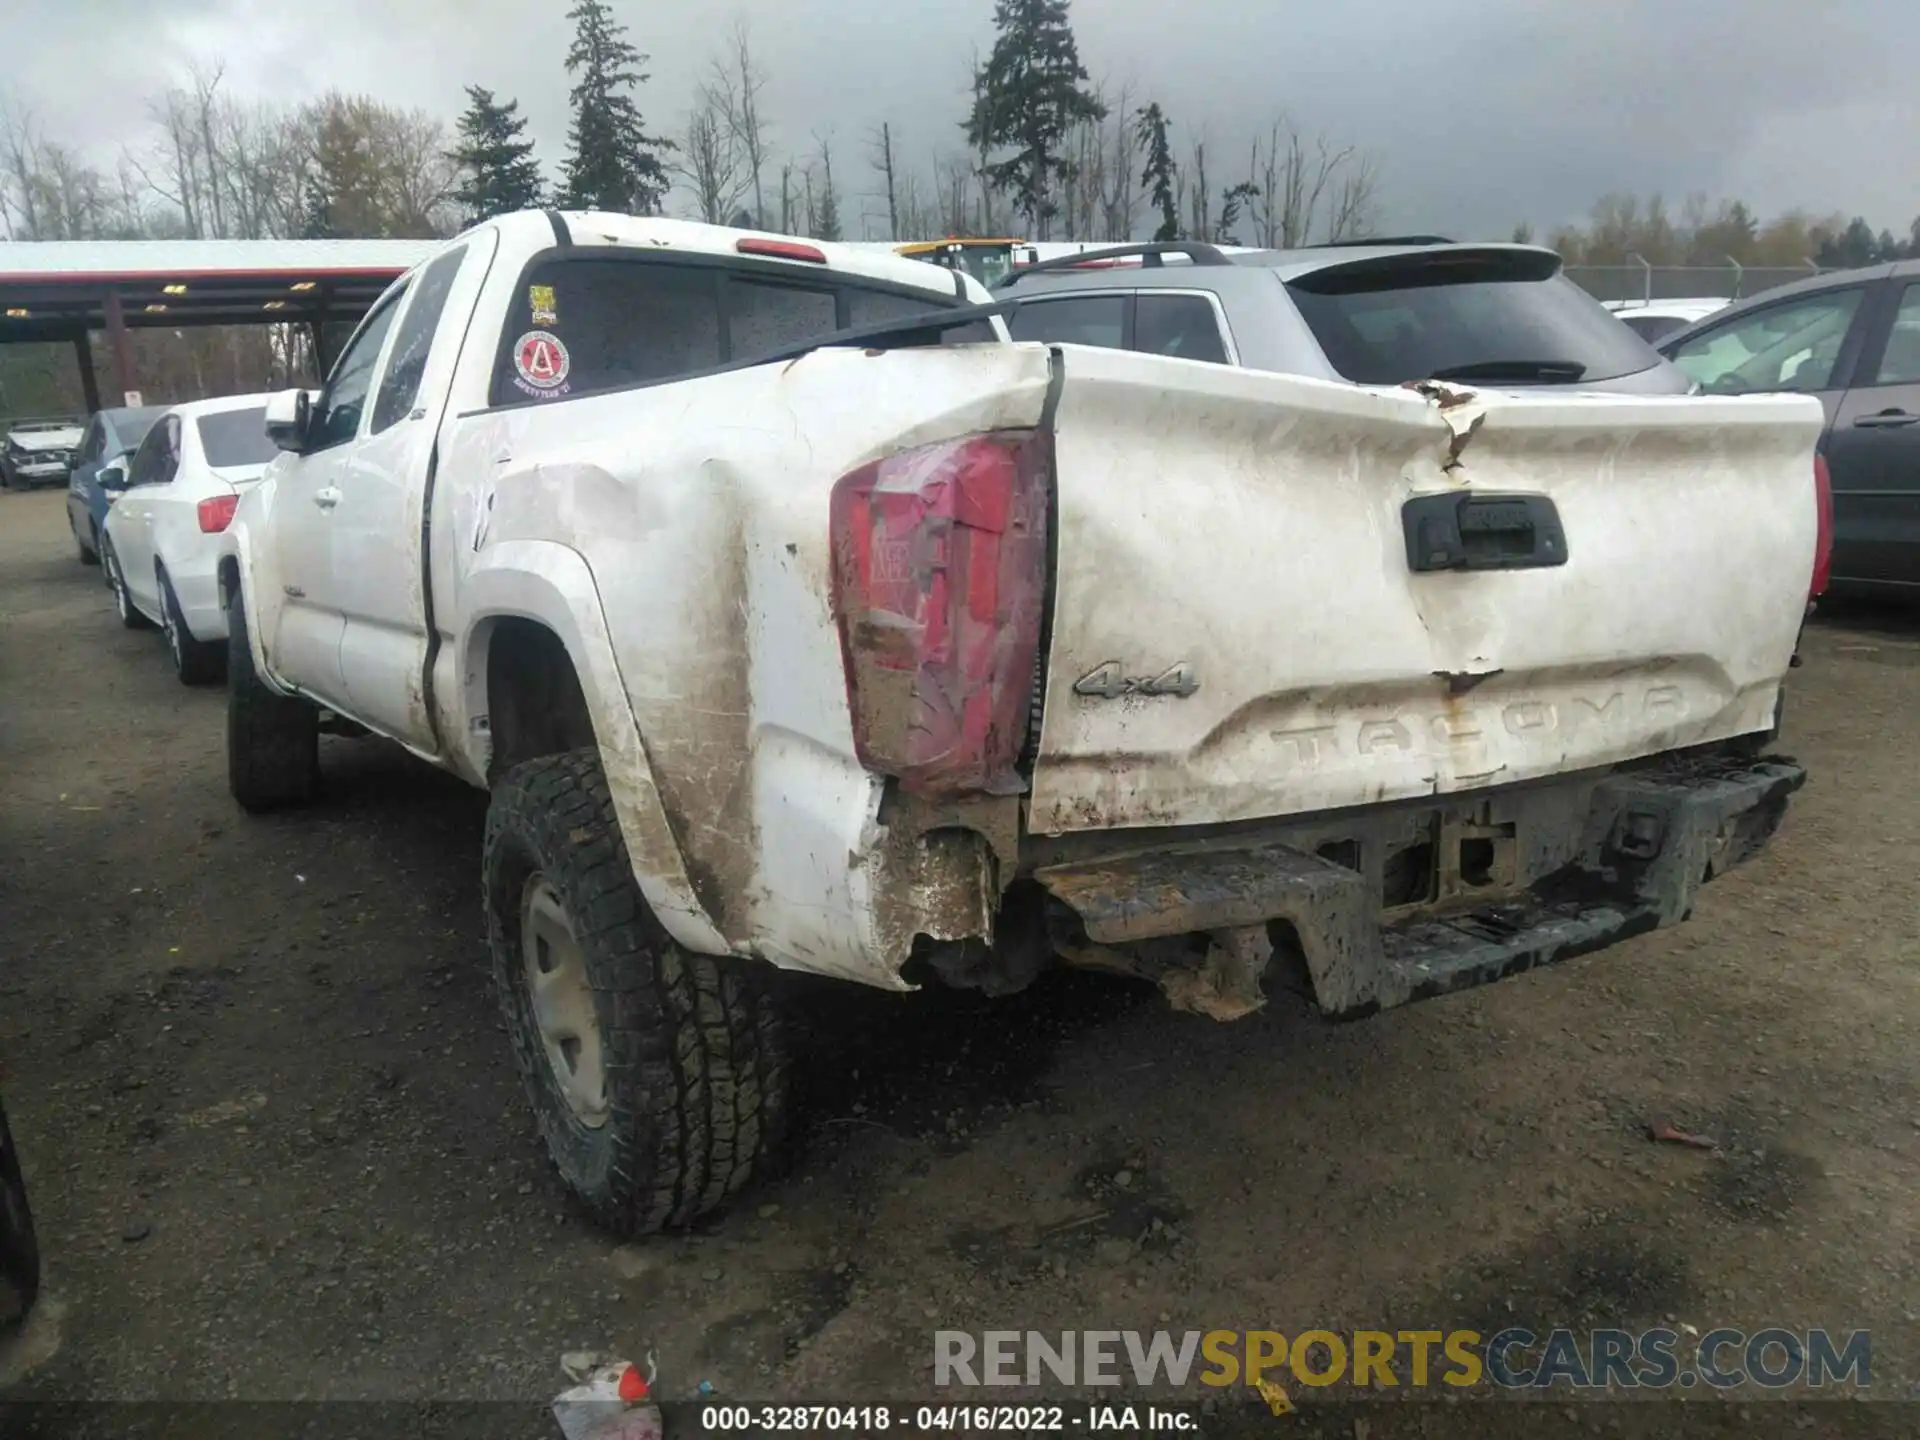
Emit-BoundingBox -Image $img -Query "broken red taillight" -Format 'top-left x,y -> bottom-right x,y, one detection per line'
829,431 -> 1050,797
197,494 -> 239,533
1811,452 -> 1833,599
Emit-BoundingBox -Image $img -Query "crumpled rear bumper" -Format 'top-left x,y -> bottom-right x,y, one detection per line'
1033,753 -> 1806,1019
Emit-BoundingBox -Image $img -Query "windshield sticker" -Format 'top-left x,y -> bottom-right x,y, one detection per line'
528,284 -> 558,326
512,331 -> 572,399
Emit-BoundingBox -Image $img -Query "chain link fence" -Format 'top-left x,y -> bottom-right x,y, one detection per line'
1563,262 -> 1837,305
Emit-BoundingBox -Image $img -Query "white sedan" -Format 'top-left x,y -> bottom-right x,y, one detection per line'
101,393 -> 279,685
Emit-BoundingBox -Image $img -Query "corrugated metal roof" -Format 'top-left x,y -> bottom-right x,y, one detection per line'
0,237 -> 438,281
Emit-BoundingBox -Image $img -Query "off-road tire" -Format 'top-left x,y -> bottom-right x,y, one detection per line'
102,539 -> 152,631
226,595 -> 319,812
160,568 -> 224,686
484,748 -> 789,1235
0,1100 -> 40,1335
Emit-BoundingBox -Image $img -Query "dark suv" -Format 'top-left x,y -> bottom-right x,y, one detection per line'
996,238 -> 1693,394
1657,260 -> 1920,592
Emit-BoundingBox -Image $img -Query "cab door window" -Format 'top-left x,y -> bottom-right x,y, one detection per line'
309,285 -> 410,451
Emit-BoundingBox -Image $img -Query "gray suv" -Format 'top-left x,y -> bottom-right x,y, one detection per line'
997,239 -> 1693,394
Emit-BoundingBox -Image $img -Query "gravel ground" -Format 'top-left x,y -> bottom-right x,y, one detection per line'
1,485 -> 1916,1420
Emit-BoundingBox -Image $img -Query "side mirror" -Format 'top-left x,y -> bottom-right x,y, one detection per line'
264,388 -> 314,454
98,460 -> 130,492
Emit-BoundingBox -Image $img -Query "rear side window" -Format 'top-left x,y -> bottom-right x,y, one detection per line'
492,253 -> 969,407
1135,294 -> 1229,364
729,279 -> 837,361
848,286 -> 948,328
1007,294 -> 1127,350
197,408 -> 276,468
1288,254 -> 1660,385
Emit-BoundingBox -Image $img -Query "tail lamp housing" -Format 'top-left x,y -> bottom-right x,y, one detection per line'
197,494 -> 239,533
1811,452 -> 1832,599
828,430 -> 1050,797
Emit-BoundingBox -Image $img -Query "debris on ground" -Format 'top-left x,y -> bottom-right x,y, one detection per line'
1647,1120 -> 1719,1151
552,1353 -> 661,1440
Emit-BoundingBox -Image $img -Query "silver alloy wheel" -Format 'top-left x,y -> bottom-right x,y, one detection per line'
520,874 -> 608,1128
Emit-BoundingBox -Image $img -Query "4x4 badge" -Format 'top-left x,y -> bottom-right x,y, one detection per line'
1072,661 -> 1200,700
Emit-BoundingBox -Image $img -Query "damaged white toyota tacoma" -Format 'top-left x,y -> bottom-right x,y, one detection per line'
218,212 -> 1827,1234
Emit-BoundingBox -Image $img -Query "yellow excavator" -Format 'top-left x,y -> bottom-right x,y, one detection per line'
891,238 -> 1033,289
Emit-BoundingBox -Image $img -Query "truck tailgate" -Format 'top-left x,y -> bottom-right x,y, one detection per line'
1029,345 -> 1825,836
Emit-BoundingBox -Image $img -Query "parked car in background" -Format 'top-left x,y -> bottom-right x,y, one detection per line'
1603,296 -> 1731,343
1659,259 -> 1920,591
996,240 -> 1694,393
219,213 -> 1818,1236
1,416 -> 85,491
65,404 -> 167,565
102,393 -> 278,683
0,1094 -> 38,1344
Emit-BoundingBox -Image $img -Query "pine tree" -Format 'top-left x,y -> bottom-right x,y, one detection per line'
449,86 -> 546,223
559,0 -> 672,214
1134,103 -> 1178,243
1217,181 -> 1258,246
966,0 -> 1106,238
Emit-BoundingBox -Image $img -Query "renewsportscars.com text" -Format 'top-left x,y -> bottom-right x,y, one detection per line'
934,1327 -> 1871,1392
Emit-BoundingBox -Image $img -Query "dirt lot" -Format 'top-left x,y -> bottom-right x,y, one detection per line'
2,484 -> 1918,1416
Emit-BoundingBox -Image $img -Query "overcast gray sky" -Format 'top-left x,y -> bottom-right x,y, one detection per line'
4,0 -> 1916,240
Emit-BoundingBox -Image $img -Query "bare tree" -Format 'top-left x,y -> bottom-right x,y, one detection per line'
188,63 -> 228,238
1097,82 -> 1138,241
869,121 -> 900,239
0,96 -> 48,238
810,131 -> 842,241
674,91 -> 747,224
1246,117 -> 1380,247
934,152 -> 974,236
717,18 -> 771,227
1324,151 -> 1380,242
1186,134 -> 1210,242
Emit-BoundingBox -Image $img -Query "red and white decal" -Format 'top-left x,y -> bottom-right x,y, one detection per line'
512,330 -> 572,397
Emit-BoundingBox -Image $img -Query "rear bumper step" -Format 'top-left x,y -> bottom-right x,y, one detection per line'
1034,756 -> 1805,1018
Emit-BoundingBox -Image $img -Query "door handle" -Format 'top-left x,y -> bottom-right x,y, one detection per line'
1853,410 -> 1919,429
313,486 -> 341,510
1403,491 -> 1569,572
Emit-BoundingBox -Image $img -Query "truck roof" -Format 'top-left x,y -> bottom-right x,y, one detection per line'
465,212 -> 985,304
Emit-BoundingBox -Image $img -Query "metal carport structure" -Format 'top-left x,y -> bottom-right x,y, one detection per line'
0,239 -> 438,412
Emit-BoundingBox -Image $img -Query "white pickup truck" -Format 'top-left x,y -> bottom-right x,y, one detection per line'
220,211 -> 1827,1234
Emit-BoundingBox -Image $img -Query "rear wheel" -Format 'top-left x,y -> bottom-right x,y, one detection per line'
102,540 -> 153,631
73,516 -> 98,565
160,568 -> 224,686
226,593 -> 319,811
484,749 -> 789,1235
